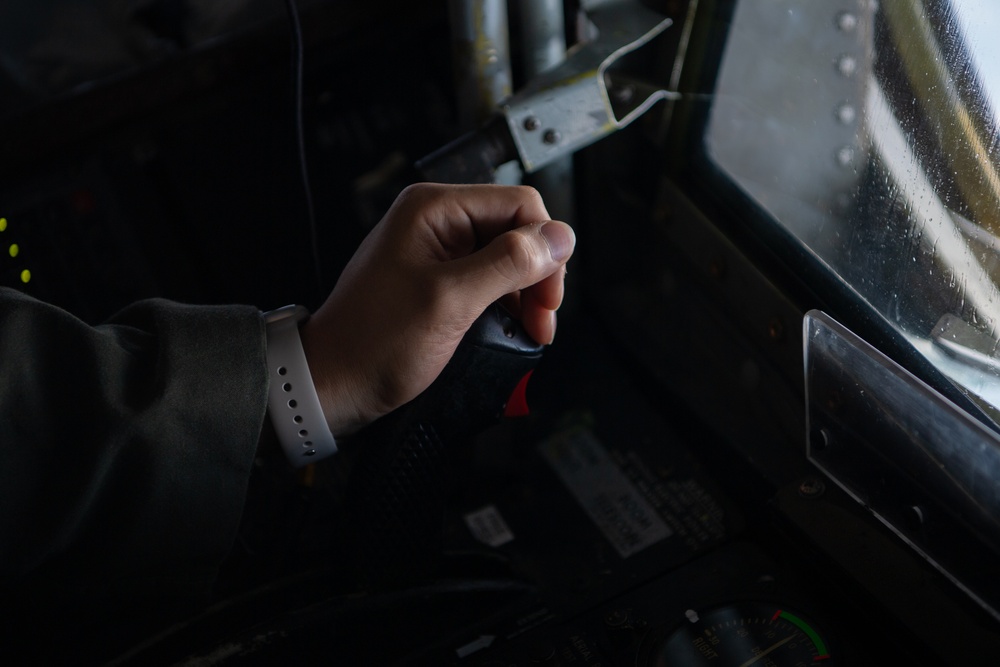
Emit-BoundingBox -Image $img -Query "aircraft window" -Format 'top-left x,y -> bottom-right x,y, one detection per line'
707,0 -> 1000,414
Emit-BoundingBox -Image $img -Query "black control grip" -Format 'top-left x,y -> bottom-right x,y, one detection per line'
346,303 -> 543,584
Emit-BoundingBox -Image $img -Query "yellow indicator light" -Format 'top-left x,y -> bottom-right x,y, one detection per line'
20,269 -> 31,284
8,244 -> 18,258
0,218 -> 6,232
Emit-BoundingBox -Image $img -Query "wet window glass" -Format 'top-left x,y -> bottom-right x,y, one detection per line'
707,0 -> 1000,411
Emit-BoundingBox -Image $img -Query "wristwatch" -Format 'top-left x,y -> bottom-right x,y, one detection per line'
263,305 -> 338,466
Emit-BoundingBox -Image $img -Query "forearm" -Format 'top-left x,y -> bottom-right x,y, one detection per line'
0,288 -> 268,604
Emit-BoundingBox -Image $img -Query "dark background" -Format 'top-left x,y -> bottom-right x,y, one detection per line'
3,1 -> 1000,664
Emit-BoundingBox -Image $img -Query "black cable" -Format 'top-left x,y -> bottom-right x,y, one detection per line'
282,0 -> 324,298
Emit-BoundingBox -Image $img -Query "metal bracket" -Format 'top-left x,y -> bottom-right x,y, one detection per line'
804,310 -> 1000,622
501,1 -> 676,173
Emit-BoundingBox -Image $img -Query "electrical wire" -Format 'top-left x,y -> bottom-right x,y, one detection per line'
282,0 -> 324,298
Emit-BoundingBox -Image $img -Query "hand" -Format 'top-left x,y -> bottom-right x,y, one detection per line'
300,183 -> 575,436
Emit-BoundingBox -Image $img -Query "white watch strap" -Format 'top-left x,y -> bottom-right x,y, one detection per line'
263,305 -> 337,466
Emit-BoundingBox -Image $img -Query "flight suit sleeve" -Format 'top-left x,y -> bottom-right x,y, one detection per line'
0,287 -> 269,610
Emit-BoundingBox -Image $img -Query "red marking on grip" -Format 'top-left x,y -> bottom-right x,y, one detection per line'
503,370 -> 534,418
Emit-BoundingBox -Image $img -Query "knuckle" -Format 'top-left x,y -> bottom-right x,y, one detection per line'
398,182 -> 450,208
394,183 -> 419,205
387,183 -> 446,233
497,231 -> 537,283
515,185 -> 544,209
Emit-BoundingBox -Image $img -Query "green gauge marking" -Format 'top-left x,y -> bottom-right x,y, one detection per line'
649,602 -> 835,666
773,609 -> 831,660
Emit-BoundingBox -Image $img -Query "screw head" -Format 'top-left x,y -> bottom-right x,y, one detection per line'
605,609 -> 629,628
523,116 -> 540,131
810,426 -> 831,451
501,317 -> 516,338
543,129 -> 561,145
798,477 -> 826,498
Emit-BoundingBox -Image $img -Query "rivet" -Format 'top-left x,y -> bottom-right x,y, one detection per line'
836,54 -> 858,77
836,145 -> 856,167
836,11 -> 858,32
798,477 -> 826,498
836,103 -> 857,125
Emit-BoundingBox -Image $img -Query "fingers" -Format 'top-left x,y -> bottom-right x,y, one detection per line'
301,183 -> 573,433
394,183 -> 574,344
520,288 -> 560,344
441,220 -> 572,346
515,261 -> 566,345
385,183 -> 575,344
444,220 -> 575,309
395,183 -> 553,260
498,282 -> 562,344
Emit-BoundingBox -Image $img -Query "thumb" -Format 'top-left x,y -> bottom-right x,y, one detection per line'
446,220 -> 575,308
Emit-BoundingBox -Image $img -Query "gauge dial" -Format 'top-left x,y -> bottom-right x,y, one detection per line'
648,602 -> 833,666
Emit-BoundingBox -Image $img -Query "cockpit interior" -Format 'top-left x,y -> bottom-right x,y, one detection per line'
3,1 -> 1000,664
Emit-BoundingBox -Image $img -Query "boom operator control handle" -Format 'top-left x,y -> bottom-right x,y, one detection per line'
345,303 -> 543,584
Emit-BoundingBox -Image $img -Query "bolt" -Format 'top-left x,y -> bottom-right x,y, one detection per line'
523,116 -> 540,131
605,609 -> 629,628
798,476 -> 826,498
810,426 -> 831,451
543,129 -> 561,145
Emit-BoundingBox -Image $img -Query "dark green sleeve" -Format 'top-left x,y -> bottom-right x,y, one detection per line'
0,287 -> 268,610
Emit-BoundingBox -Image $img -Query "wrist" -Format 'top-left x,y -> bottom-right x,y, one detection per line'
263,305 -> 338,466
299,314 -> 370,437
